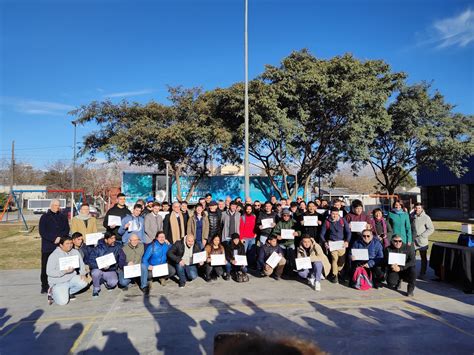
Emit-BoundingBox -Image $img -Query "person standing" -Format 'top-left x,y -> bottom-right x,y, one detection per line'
187,204 -> 210,250
103,193 -> 131,240
221,201 -> 241,243
71,203 -> 97,237
369,208 -> 392,248
144,202 -> 164,244
207,201 -> 222,240
410,203 -> 435,279
163,202 -> 186,243
388,201 -> 412,246
239,204 -> 257,255
118,204 -> 145,244
39,199 -> 70,294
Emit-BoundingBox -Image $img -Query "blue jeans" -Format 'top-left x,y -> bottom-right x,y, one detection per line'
118,269 -> 135,288
242,238 -> 256,253
51,274 -> 88,306
176,263 -> 198,284
298,261 -> 323,282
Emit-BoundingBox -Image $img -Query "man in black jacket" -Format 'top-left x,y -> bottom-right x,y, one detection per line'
39,199 -> 70,293
385,235 -> 416,296
207,201 -> 221,239
103,193 -> 131,240
167,234 -> 203,287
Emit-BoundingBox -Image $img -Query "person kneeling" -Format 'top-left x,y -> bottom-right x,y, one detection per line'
205,235 -> 230,281
88,232 -> 122,298
385,235 -> 416,297
296,235 -> 330,291
117,234 -> 144,291
46,236 -> 88,305
140,231 -> 176,294
167,234 -> 202,288
257,236 -> 286,280
225,233 -> 249,282
351,230 -> 384,289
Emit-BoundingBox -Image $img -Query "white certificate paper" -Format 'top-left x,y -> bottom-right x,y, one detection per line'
59,255 -> 80,271
234,255 -> 248,266
96,253 -> 116,269
124,264 -> 141,278
266,252 -> 282,269
261,218 -> 273,229
158,211 -> 169,219
152,263 -> 169,277
329,240 -> 345,251
304,216 -> 318,226
192,251 -> 207,264
295,257 -> 312,270
350,222 -> 367,233
339,211 -> 344,218
85,232 -> 104,246
388,252 -> 406,266
108,215 -> 122,227
316,209 -> 327,215
281,229 -> 295,239
211,254 -> 226,266
352,248 -> 369,261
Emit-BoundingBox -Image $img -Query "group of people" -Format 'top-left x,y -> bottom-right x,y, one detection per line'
40,193 -> 434,305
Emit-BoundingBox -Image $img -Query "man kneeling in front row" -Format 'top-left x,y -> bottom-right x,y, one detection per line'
385,235 -> 416,297
46,236 -> 88,305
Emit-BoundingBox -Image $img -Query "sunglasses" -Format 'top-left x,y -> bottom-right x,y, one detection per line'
362,235 -> 372,238
393,240 -> 402,243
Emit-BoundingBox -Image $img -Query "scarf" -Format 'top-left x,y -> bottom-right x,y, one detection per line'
76,213 -> 90,221
170,212 -> 185,242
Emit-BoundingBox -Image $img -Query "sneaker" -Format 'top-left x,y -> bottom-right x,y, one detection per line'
320,275 -> 325,280
308,277 -> 316,287
92,290 -> 100,298
315,281 -> 321,291
407,290 -> 414,297
41,287 -> 49,294
328,275 -> 338,284
47,288 -> 54,305
179,283 -> 185,288
69,294 -> 76,301
141,286 -> 150,296
259,271 -> 266,278
273,275 -> 280,281
223,273 -> 230,281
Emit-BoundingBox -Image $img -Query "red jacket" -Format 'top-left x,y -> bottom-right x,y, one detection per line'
239,214 -> 257,239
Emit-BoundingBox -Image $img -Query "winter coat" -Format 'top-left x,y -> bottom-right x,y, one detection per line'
47,247 -> 86,286
320,216 -> 351,243
388,211 -> 412,244
385,243 -> 416,271
256,211 -> 278,238
103,204 -> 131,239
257,242 -> 284,270
221,210 -> 241,241
141,240 -> 170,269
239,214 -> 257,239
167,238 -> 201,264
187,214 -> 210,242
300,211 -> 324,243
118,242 -> 144,268
351,238 -> 384,268
296,238 -> 330,276
118,215 -> 145,244
144,212 -> 163,244
87,239 -> 122,271
39,209 -> 70,253
224,240 -> 246,262
410,211 -> 434,248
71,216 -> 98,237
207,211 -> 222,239
272,219 -> 301,248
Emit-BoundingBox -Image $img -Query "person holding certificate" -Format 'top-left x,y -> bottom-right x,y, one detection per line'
225,233 -> 249,282
117,234 -> 145,291
272,208 -> 301,274
369,208 -> 392,249
385,235 -> 416,296
140,231 -> 175,294
300,201 -> 324,245
71,203 -> 98,237
119,204 -> 145,244
296,235 -> 330,291
167,234 -> 202,288
320,207 -> 352,284
46,236 -> 88,305
87,232 -> 122,297
103,193 -> 131,240
204,235 -> 229,281
350,230 -> 384,289
256,201 -> 278,246
257,236 -> 286,280
345,199 -> 372,247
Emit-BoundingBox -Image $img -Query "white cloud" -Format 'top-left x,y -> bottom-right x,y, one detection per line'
429,8 -> 474,49
0,97 -> 75,115
102,89 -> 153,98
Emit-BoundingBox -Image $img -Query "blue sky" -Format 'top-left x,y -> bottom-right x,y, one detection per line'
1,0 -> 473,169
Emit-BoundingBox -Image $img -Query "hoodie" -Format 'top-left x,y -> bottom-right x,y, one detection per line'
47,247 -> 86,286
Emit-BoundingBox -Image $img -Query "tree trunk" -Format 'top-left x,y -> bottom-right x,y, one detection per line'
185,175 -> 202,203
303,175 -> 311,201
174,168 -> 182,202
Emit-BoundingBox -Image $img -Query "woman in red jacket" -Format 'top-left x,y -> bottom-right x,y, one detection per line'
239,204 -> 257,265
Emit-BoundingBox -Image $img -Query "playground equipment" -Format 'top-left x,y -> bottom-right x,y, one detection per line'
0,189 -> 86,232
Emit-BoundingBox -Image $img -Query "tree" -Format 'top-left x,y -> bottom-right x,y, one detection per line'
211,49 -> 405,199
70,87 -> 238,202
41,161 -> 71,189
366,82 -> 474,195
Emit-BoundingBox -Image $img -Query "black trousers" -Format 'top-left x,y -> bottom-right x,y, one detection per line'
387,266 -> 416,291
41,251 -> 53,290
205,264 -> 224,279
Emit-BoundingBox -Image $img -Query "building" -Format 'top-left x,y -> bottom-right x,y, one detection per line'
417,157 -> 474,220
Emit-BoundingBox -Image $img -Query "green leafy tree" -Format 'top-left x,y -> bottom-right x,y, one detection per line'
367,82 -> 474,195
211,49 -> 405,199
71,87 -> 237,202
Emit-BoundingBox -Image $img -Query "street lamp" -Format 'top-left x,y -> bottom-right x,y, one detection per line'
164,160 -> 170,203
71,120 -> 77,220
244,0 -> 250,200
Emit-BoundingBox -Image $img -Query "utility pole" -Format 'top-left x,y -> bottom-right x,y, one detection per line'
244,0 -> 250,200
10,140 -> 14,194
71,121 -> 77,220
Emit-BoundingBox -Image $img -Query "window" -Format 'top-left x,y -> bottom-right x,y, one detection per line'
427,185 -> 460,209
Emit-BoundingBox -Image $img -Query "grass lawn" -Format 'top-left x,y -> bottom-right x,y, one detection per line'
0,220 -> 467,270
